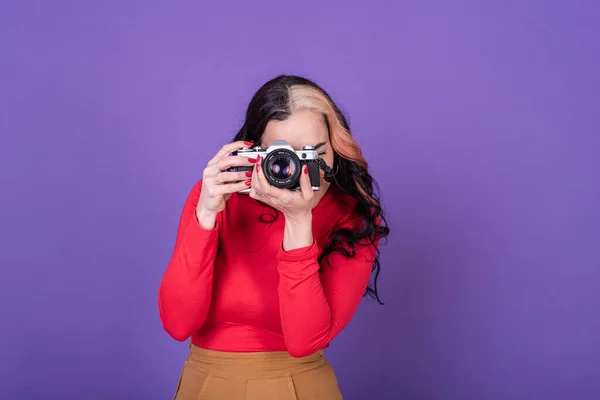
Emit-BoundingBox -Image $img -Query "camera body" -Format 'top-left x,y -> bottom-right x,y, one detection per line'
231,140 -> 321,193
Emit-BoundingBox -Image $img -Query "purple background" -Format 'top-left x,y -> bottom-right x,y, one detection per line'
1,1 -> 599,399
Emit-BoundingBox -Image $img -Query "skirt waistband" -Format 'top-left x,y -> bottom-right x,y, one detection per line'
186,343 -> 326,380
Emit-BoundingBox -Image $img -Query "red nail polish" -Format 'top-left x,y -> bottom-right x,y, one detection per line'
245,171 -> 252,177
303,165 -> 308,174
256,164 -> 260,172
256,155 -> 261,162
248,158 -> 257,163
245,180 -> 251,186
244,141 -> 253,146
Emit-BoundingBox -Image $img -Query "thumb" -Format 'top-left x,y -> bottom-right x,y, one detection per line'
299,165 -> 312,198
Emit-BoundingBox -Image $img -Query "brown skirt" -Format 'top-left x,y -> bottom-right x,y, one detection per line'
173,343 -> 344,400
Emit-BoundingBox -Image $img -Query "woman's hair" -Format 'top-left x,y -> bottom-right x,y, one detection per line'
233,75 -> 390,303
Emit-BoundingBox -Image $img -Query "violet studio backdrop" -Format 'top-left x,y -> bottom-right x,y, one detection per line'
1,1 -> 599,399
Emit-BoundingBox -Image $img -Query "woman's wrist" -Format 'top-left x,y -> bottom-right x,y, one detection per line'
195,207 -> 218,230
282,212 -> 313,251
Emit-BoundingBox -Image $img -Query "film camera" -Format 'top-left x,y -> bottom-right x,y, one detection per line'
230,140 -> 321,193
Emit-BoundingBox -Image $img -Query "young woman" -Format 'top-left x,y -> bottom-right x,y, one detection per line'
159,75 -> 389,399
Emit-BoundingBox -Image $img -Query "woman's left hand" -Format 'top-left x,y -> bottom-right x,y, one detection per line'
248,155 -> 315,220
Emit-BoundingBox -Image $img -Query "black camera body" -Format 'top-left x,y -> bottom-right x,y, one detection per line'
231,140 -> 321,193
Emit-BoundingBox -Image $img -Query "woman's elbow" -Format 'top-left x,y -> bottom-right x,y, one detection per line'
286,341 -> 324,358
158,287 -> 206,342
165,325 -> 192,342
158,302 -> 198,342
160,315 -> 194,342
287,347 -> 317,358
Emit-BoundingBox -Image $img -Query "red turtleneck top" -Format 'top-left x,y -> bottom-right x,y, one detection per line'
158,180 -> 378,357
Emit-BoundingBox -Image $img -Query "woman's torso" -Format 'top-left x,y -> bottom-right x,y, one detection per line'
192,185 -> 354,352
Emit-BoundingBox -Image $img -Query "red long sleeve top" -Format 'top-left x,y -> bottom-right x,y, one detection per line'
158,180 -> 378,358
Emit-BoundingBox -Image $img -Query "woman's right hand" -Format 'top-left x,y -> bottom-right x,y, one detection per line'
195,140 -> 257,229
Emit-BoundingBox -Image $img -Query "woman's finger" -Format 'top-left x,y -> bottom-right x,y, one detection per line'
249,155 -> 266,198
215,170 -> 253,184
299,165 -> 313,200
251,155 -> 262,188
254,156 -> 273,196
213,140 -> 253,163
213,180 -> 251,196
204,155 -> 256,180
208,141 -> 253,166
217,155 -> 257,171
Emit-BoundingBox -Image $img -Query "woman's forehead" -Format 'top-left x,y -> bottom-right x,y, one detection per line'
261,110 -> 329,148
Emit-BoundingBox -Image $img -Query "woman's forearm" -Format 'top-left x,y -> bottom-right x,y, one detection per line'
282,213 -> 314,251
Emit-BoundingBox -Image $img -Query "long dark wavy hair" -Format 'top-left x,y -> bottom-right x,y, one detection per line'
233,75 -> 389,303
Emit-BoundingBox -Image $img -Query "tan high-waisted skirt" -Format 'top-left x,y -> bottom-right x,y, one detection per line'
173,343 -> 344,400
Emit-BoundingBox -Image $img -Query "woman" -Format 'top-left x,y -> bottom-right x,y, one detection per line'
159,75 -> 389,399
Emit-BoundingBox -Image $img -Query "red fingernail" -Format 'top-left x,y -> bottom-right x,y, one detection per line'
245,180 -> 251,186
245,171 -> 252,177
244,141 -> 253,146
256,155 -> 261,162
248,158 -> 257,163
304,165 -> 308,174
256,164 -> 260,172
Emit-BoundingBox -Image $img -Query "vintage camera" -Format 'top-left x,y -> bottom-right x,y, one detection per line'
231,140 -> 321,193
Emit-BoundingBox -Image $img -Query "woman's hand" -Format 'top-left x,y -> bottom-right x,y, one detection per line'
196,140 -> 256,229
248,155 -> 316,250
248,155 -> 316,220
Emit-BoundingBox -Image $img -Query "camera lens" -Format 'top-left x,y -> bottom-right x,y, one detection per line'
270,158 -> 295,179
262,149 -> 301,188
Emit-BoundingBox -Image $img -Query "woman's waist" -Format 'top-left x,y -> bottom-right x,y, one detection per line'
194,321 -> 286,350
186,342 -> 326,379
